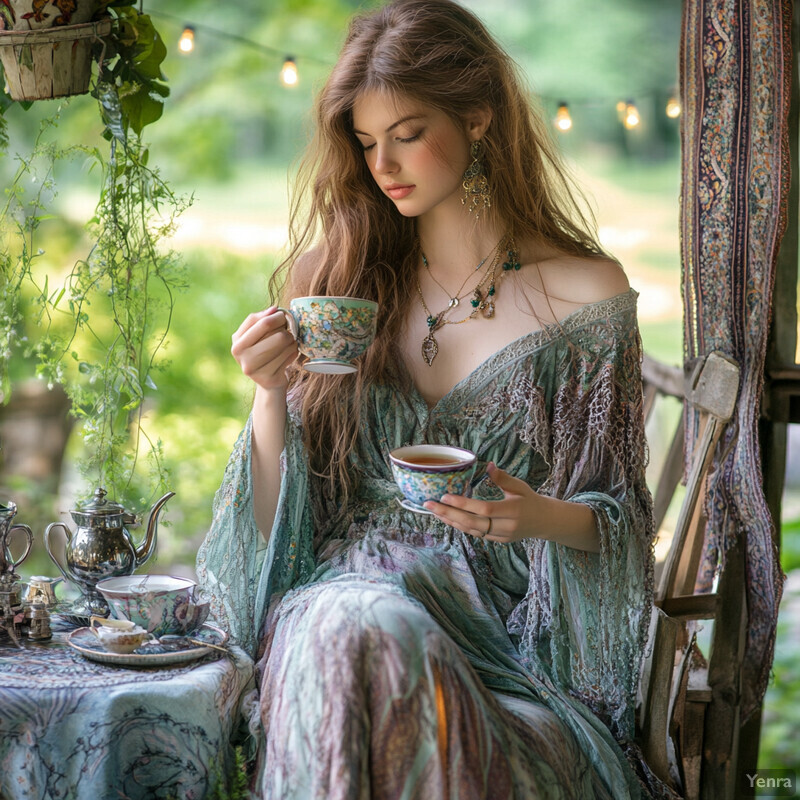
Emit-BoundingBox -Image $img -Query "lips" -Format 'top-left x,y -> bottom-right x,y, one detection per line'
385,184 -> 415,200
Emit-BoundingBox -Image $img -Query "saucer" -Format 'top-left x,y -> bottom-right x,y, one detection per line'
304,359 -> 357,374
395,497 -> 434,516
67,624 -> 228,668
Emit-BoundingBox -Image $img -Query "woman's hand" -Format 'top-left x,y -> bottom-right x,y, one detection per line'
423,462 -> 537,543
231,307 -> 298,392
423,462 -> 601,552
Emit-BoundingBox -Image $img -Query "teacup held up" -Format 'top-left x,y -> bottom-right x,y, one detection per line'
279,296 -> 378,374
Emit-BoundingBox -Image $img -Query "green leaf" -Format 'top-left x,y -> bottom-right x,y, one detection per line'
120,87 -> 164,136
0,92 -> 16,115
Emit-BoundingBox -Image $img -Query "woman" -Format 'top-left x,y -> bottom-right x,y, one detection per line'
198,1 -> 667,797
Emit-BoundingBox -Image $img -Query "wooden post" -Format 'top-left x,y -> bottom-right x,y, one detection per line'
754,0 -> 799,793
701,535 -> 748,799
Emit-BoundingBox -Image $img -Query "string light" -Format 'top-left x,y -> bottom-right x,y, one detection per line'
146,9 -> 332,90
154,12 -> 684,113
280,56 -> 298,87
623,101 -> 640,130
666,94 -> 681,118
178,26 -> 195,54
554,102 -> 572,132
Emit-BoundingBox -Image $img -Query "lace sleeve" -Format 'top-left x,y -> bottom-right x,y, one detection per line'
196,411 -> 317,658
515,312 -> 655,742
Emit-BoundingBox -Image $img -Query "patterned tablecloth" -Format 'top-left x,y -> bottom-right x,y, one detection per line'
0,619 -> 255,800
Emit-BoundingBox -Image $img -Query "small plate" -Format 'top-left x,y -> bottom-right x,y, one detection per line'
67,624 -> 228,668
303,359 -> 357,374
395,497 -> 434,516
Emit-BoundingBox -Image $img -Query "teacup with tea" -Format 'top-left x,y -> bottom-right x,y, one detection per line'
279,296 -> 378,374
389,444 -> 477,512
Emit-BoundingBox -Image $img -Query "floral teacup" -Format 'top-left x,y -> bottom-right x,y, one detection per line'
279,296 -> 378,374
389,444 -> 477,512
97,575 -> 210,636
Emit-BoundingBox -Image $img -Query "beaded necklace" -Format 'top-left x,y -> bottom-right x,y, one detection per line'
416,236 -> 521,366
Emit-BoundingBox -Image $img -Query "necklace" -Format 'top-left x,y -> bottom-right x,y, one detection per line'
416,236 -> 519,366
421,241 -> 496,310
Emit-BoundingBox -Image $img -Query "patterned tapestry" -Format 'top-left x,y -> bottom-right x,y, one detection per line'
680,0 -> 792,719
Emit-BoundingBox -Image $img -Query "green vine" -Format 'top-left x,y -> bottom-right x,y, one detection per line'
0,2 -> 187,511
1,107 -> 190,512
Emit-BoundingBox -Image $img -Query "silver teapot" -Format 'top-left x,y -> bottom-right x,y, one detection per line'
45,487 -> 174,616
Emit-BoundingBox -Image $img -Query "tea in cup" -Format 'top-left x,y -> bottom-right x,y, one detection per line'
89,615 -> 151,654
279,296 -> 378,374
389,444 -> 477,511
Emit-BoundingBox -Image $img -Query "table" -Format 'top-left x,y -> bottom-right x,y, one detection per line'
0,620 -> 255,800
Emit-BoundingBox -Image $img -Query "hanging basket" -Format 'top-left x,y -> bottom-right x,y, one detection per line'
0,17 -> 111,101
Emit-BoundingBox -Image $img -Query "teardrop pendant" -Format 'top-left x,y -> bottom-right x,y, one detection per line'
422,333 -> 439,366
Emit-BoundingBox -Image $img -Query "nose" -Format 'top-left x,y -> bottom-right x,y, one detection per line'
372,144 -> 398,175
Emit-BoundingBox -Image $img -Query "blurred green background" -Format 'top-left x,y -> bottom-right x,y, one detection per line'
1,0 -> 796,776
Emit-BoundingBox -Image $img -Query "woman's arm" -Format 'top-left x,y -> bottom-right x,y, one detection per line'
230,308 -> 299,539
424,462 -> 601,552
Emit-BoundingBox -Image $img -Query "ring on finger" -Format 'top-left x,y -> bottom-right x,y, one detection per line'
485,517 -> 493,537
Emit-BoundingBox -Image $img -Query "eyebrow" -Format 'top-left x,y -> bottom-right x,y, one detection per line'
352,114 -> 426,137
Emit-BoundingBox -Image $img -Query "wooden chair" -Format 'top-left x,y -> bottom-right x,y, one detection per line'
637,351 -> 743,799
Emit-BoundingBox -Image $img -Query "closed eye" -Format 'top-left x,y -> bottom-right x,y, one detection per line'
397,129 -> 425,143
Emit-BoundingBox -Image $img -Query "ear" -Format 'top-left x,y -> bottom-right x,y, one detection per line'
464,107 -> 493,142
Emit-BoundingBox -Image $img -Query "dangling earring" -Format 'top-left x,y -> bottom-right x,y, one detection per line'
462,139 -> 491,217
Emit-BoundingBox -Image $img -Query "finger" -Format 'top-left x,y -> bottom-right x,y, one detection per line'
436,492 -> 509,520
232,314 -> 293,359
232,308 -> 288,346
232,308 -> 275,340
423,500 -> 501,539
238,335 -> 298,379
486,462 -> 531,496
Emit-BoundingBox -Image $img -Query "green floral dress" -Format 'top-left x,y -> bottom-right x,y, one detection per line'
197,290 -> 664,799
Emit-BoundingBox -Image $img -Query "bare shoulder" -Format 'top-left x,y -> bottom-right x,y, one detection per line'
537,253 -> 630,306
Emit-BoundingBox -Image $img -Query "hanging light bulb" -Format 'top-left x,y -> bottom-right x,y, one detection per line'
665,94 -> 681,118
623,101 -> 640,130
178,26 -> 195,54
281,56 -> 298,87
554,102 -> 572,132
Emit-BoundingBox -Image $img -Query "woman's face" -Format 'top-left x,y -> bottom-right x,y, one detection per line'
351,91 -> 474,218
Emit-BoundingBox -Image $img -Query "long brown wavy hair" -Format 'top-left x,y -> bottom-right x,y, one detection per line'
269,0 -> 606,502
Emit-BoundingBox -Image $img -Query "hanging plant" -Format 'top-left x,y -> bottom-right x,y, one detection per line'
0,2 -> 189,512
